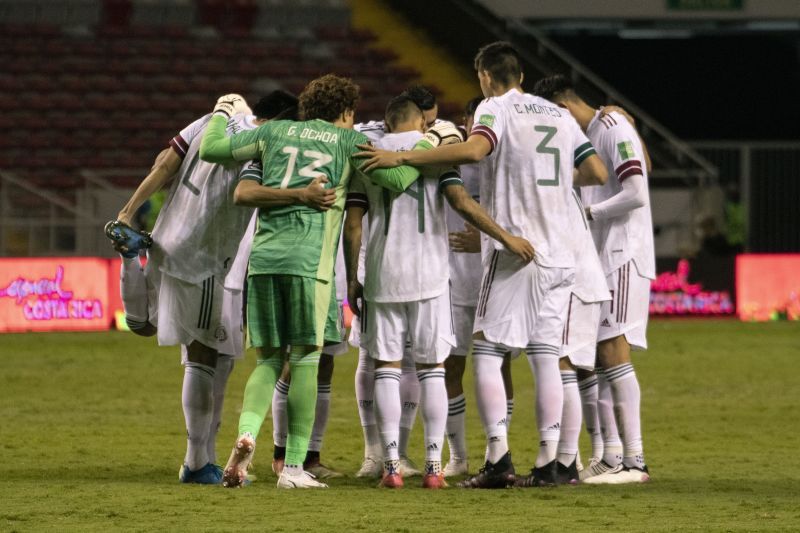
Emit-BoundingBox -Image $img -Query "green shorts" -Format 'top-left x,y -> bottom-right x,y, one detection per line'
247,274 -> 339,349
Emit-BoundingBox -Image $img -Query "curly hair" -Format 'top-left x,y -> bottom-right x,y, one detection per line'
298,74 -> 360,122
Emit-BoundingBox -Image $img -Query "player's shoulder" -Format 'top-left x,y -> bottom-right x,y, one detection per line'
355,120 -> 385,133
595,111 -> 636,137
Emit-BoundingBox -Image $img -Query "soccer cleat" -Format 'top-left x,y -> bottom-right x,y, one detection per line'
178,462 -> 223,485
104,220 -> 152,259
398,455 -> 421,477
457,452 -> 516,489
422,472 -> 448,489
378,463 -> 404,489
556,460 -> 580,485
515,460 -> 557,488
582,464 -> 650,485
355,456 -> 382,478
579,458 -> 616,481
221,434 -> 255,488
304,459 -> 344,479
443,458 -> 469,477
277,470 -> 329,489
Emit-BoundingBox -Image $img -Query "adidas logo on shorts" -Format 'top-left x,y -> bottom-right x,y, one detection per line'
600,318 -> 611,327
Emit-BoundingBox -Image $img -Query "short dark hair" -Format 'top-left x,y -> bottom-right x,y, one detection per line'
384,95 -> 422,131
474,41 -> 522,87
532,74 -> 576,104
252,90 -> 299,120
464,96 -> 483,118
299,74 -> 360,122
400,85 -> 437,111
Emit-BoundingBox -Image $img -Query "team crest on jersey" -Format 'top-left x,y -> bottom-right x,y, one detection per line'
478,114 -> 495,128
617,141 -> 635,160
214,325 -> 228,341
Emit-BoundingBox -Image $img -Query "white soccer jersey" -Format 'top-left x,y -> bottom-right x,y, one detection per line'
569,189 -> 611,304
446,162 -> 483,307
149,113 -> 258,284
347,130 -> 462,303
354,120 -> 387,143
582,110 -> 656,279
224,211 -> 256,291
471,90 -> 596,268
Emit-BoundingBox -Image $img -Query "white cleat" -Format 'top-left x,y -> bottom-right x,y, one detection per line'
579,457 -> 613,481
442,458 -> 469,477
398,456 -> 422,477
277,470 -> 329,489
221,434 -> 255,488
582,464 -> 650,485
355,456 -> 382,478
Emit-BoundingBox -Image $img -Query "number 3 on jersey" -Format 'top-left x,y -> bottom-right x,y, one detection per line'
280,146 -> 333,188
535,125 -> 560,187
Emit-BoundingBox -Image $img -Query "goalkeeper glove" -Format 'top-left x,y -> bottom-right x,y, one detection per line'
213,94 -> 252,118
418,121 -> 465,149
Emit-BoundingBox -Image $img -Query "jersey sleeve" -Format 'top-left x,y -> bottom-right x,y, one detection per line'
571,119 -> 597,167
605,115 -> 644,182
345,172 -> 369,211
238,160 -> 263,184
437,166 -> 463,193
470,99 -> 504,155
169,114 -> 211,159
349,131 -> 421,192
199,115 -> 266,164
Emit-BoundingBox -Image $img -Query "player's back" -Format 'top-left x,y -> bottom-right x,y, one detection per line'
583,111 -> 655,278
246,119 -> 368,283
472,90 -> 592,269
446,163 -> 482,307
151,113 -> 257,284
359,130 -> 455,303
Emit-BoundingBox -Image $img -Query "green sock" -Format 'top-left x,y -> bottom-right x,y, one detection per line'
285,349 -> 321,467
238,354 -> 282,439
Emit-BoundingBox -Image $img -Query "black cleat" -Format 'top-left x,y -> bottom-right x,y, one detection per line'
457,452 -> 515,489
556,460 -> 580,485
515,459 -> 558,487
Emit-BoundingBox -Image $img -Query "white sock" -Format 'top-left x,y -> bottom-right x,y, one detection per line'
417,368 -> 447,466
446,394 -> 467,462
272,379 -> 289,448
472,340 -> 508,464
120,257 -> 149,328
557,370 -> 580,466
606,363 -> 646,468
206,355 -> 233,463
525,344 -> 562,467
182,361 -> 215,471
355,347 -> 380,458
578,373 -> 603,460
398,350 -> 419,457
374,367 -> 402,462
597,369 -> 623,466
308,383 -> 331,453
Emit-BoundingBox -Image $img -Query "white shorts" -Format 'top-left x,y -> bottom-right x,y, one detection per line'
597,260 -> 650,351
348,313 -> 362,348
362,289 -> 455,365
473,250 -> 575,351
155,272 -> 245,360
322,300 -> 350,356
450,304 -> 476,357
560,294 -> 601,369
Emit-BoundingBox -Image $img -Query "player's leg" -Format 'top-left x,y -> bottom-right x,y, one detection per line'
355,342 -> 382,478
556,356 -> 581,485
417,361 -> 448,488
443,304 -> 475,477
207,354 -> 234,465
576,367 -> 604,471
271,359 -> 290,475
596,367 -> 623,468
180,340 -> 220,482
398,345 -> 421,477
119,255 -> 156,336
502,354 -> 514,430
304,352 -> 344,478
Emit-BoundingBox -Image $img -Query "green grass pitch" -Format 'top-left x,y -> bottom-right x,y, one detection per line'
1,320 -> 799,532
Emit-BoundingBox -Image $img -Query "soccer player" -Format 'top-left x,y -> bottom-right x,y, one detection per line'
199,74 -> 424,489
105,91 -> 301,484
344,95 -> 533,489
534,74 -> 654,484
357,41 -> 607,488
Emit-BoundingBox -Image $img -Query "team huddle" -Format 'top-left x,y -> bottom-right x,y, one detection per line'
106,41 -> 655,489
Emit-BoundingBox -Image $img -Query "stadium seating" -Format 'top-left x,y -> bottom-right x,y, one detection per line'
0,0 -> 440,193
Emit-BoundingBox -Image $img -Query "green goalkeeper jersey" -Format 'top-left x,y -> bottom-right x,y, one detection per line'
200,115 -> 420,283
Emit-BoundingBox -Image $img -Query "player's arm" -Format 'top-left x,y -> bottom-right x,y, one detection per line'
586,173 -> 647,221
574,153 -> 608,186
116,148 -> 182,226
363,165 -> 422,193
442,180 -> 534,263
343,196 -> 367,317
234,178 -> 336,210
199,95 -> 260,164
600,106 -> 652,173
356,135 -> 491,172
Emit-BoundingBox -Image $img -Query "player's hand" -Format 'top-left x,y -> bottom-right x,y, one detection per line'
213,94 -> 252,118
300,175 -> 336,211
354,144 -> 404,172
502,235 -> 535,263
449,223 -> 481,253
599,105 -> 635,127
347,280 -> 364,318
